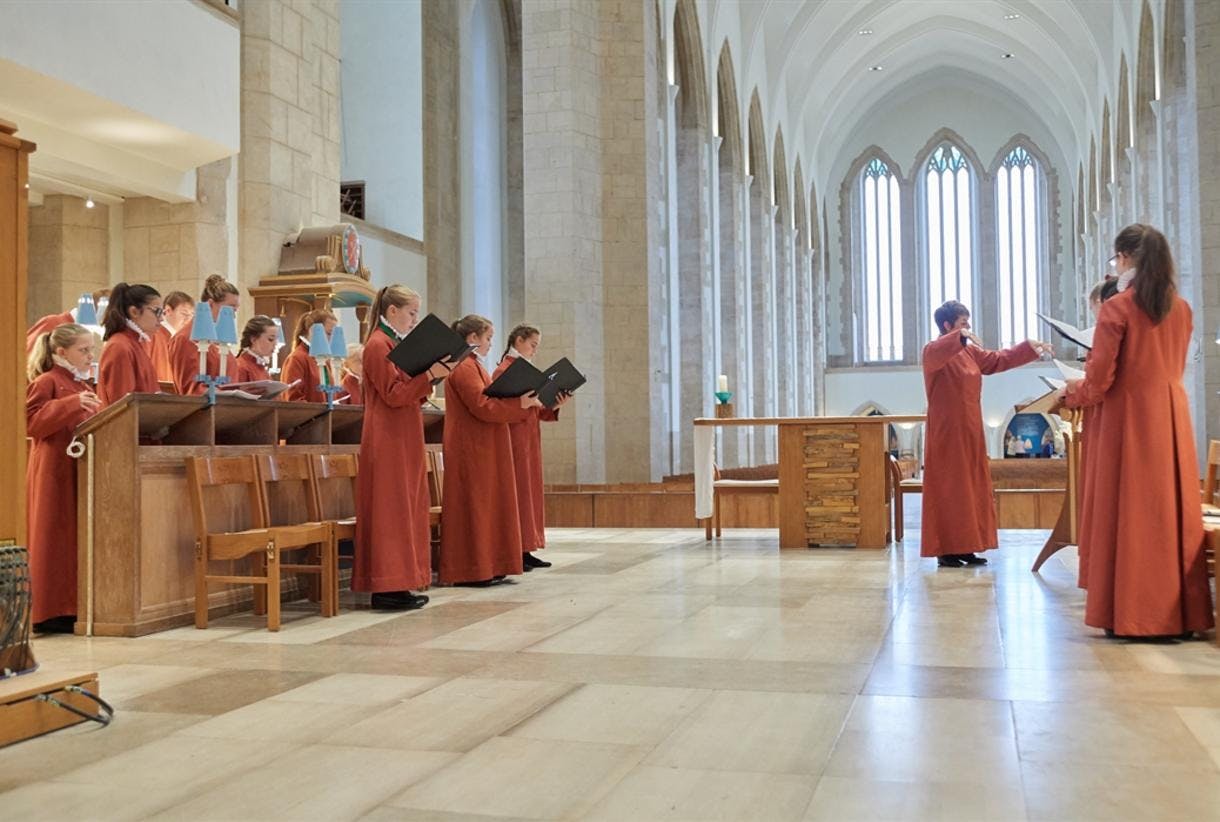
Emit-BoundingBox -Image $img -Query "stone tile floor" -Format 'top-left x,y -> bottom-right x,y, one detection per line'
4,509 -> 1220,820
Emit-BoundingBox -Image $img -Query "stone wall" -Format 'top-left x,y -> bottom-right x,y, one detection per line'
26,195 -> 108,323
239,0 -> 341,302
423,0 -> 461,321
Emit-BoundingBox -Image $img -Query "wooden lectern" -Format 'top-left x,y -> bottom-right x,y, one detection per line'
1019,391 -> 1083,572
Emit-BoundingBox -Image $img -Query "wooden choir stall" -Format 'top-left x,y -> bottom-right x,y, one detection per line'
71,393 -> 441,637
694,415 -> 925,549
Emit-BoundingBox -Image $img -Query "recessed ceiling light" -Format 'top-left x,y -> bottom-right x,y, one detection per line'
1004,13 -> 1021,20
85,198 -> 95,209
1002,52 -> 1015,59
858,28 -> 874,35
868,65 -> 884,72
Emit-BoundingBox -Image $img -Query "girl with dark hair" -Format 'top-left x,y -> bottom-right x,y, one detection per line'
1057,224 -> 1213,637
97,282 -> 162,407
439,315 -> 542,586
167,274 -> 240,395
234,315 -> 279,383
493,324 -> 569,570
26,323 -> 100,631
282,308 -> 338,403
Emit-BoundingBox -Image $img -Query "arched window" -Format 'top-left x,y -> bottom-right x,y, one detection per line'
923,145 -> 974,325
860,158 -> 903,361
996,146 -> 1041,348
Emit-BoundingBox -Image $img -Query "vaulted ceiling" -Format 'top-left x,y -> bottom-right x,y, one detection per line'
710,0 -> 1145,188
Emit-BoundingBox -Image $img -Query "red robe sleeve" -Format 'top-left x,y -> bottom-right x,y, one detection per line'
968,339 -> 1039,375
1065,300 -> 1128,410
168,329 -> 202,395
448,360 -> 530,423
98,336 -> 137,407
922,331 -> 968,373
364,343 -> 431,407
26,377 -> 88,438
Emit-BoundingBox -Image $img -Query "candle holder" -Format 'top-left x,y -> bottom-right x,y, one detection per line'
197,373 -> 230,406
714,391 -> 734,419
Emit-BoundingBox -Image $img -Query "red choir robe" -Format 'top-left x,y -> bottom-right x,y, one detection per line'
1075,351 -> 1099,590
26,311 -> 75,354
150,323 -> 175,383
167,326 -> 237,395
341,372 -> 362,405
97,328 -> 160,407
921,333 -> 1038,557
282,343 -> 329,403
233,350 -> 271,383
352,326 -> 434,592
439,356 -> 530,583
493,356 -> 559,552
26,366 -> 95,623
1065,290 -> 1213,635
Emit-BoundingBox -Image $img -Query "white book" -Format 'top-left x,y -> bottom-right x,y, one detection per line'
1053,359 -> 1086,381
1040,376 -> 1067,391
1036,313 -> 1094,350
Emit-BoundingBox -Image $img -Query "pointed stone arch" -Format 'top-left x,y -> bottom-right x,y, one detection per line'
1164,0 -> 1185,92
1135,0 -> 1157,220
911,127 -> 985,180
1087,136 -> 1097,217
747,89 -> 769,183
715,41 -> 743,174
1117,55 -> 1131,152
1099,98 -> 1112,208
672,0 -> 708,130
773,127 -> 791,224
772,127 -> 795,415
793,160 -> 808,249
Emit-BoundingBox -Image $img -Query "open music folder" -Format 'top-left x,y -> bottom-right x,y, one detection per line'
1037,313 -> 1094,350
387,314 -> 477,377
485,356 -> 587,409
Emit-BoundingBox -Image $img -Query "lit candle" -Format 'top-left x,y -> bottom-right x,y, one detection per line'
717,374 -> 728,393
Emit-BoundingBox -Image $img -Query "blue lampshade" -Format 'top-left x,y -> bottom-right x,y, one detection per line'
190,307 -> 217,342
329,325 -> 347,358
273,317 -> 285,345
214,306 -> 238,345
308,322 -> 331,358
76,293 -> 98,327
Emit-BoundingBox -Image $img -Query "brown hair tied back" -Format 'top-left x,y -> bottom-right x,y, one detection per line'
366,285 -> 420,341
241,315 -> 278,350
502,324 -> 540,361
452,314 -> 492,340
164,290 -> 195,310
200,274 -> 239,304
292,307 -> 338,351
1114,223 -> 1176,323
101,282 -> 161,340
27,323 -> 92,381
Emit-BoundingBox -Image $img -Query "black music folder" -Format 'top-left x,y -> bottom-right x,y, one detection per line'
1036,313 -> 1094,350
484,356 -> 586,409
387,314 -> 477,377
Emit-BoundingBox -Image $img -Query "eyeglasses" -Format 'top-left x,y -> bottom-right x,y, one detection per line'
146,305 -> 164,319
1107,255 -> 1118,268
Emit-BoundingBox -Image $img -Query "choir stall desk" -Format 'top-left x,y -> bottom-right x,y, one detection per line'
70,393 -> 443,637
694,415 -> 926,549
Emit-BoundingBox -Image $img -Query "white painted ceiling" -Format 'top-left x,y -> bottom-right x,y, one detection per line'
719,0 -> 1139,185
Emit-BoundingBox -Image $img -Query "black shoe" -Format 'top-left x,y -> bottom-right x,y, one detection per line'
523,552 -> 552,569
371,591 -> 428,610
33,615 -> 76,634
959,553 -> 988,566
937,556 -> 965,568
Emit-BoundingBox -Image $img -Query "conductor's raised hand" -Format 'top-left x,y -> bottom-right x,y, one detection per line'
520,392 -> 543,410
1028,339 -> 1054,357
960,329 -> 983,347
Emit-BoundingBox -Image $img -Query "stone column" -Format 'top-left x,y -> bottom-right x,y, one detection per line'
238,0 -> 341,302
26,195 -> 108,323
521,0 -> 665,483
423,0 -> 461,320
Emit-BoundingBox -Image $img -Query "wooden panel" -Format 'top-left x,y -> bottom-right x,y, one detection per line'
777,426 -> 807,548
800,423 -> 862,547
0,671 -> 99,748
593,493 -> 693,528
856,424 -> 889,549
545,494 -> 594,527
0,126 -> 33,545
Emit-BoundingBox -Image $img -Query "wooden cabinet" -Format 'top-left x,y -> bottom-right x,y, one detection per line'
0,121 -> 34,546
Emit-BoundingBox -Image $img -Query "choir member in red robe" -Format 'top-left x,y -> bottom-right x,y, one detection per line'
167,275 -> 240,395
493,325 -> 570,570
1057,224 -> 1214,638
233,316 -> 278,383
439,315 -> 542,586
922,300 -> 1048,567
97,283 -> 162,407
150,291 -> 195,383
340,343 -> 363,405
1074,277 -> 1120,589
353,286 -> 452,609
25,288 -> 109,354
282,309 -> 338,403
26,324 -> 101,630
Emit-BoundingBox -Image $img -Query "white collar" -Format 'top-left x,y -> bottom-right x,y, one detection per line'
242,349 -> 271,367
161,319 -> 176,335
125,319 -> 151,342
506,348 -> 523,360
1116,268 -> 1137,293
380,315 -> 408,340
52,355 -> 91,381
299,336 -> 311,349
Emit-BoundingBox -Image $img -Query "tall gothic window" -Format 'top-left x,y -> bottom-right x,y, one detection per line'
996,146 -> 1041,348
924,145 -> 974,326
860,158 -> 903,361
